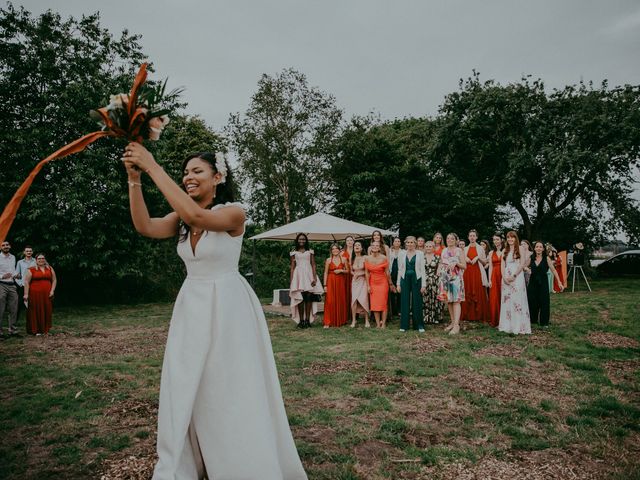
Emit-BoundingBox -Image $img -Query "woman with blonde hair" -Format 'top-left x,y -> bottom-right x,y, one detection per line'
396,236 -> 427,332
437,233 -> 466,335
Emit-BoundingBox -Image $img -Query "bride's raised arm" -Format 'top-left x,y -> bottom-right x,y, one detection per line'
123,142 -> 244,235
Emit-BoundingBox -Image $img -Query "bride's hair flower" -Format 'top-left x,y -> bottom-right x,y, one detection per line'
215,152 -> 228,184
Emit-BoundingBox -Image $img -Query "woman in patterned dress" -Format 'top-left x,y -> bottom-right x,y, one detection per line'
422,241 -> 444,325
499,231 -> 531,335
437,233 -> 466,335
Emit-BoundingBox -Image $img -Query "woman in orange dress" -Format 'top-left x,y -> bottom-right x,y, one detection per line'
323,243 -> 349,328
461,229 -> 490,322
487,234 -> 504,327
23,253 -> 57,335
433,232 -> 444,256
365,241 -> 391,328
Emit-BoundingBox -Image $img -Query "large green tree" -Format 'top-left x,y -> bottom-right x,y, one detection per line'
434,73 -> 640,243
227,68 -> 343,227
331,115 -> 501,239
0,5 -> 223,302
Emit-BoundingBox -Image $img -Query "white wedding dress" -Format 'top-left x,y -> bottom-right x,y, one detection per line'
152,203 -> 307,480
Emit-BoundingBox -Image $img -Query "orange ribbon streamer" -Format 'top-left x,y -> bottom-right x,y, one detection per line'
0,63 -> 149,243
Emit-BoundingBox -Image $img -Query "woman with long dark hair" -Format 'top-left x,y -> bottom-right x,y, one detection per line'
487,233 -> 504,328
350,241 -> 370,328
528,241 -> 564,327
290,233 -> 323,328
461,229 -> 489,323
122,144 -> 307,479
388,237 -> 402,317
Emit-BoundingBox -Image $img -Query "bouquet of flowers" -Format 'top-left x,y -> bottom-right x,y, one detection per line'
0,63 -> 181,242
90,66 -> 182,142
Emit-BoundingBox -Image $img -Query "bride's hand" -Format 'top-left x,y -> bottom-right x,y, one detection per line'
122,142 -> 158,174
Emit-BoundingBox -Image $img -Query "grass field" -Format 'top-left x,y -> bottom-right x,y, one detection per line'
0,279 -> 638,479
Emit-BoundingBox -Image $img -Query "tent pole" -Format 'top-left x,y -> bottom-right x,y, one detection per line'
252,239 -> 256,288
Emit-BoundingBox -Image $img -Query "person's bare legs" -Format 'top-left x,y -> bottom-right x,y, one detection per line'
381,310 -> 387,328
351,303 -> 358,327
304,300 -> 313,326
373,311 -> 382,328
449,302 -> 461,334
297,303 -> 305,327
445,303 -> 454,331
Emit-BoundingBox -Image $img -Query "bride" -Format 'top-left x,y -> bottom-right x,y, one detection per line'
122,142 -> 307,479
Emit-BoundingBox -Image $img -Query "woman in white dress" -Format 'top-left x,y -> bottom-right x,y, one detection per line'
122,143 -> 307,480
289,233 -> 323,328
499,231 -> 531,335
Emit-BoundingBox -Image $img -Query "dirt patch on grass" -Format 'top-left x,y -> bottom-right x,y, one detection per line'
473,344 -> 525,358
26,326 -> 167,363
302,360 -> 365,375
426,447 -> 612,480
587,331 -> 639,349
446,362 -> 573,407
409,337 -> 451,355
100,455 -> 156,480
604,359 -> 640,386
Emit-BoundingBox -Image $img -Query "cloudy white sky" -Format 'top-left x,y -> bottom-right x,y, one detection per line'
19,1 -> 640,129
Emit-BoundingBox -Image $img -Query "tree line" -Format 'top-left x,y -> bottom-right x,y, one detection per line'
1,5 -> 638,302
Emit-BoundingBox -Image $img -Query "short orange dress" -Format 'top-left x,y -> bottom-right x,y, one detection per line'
365,259 -> 389,312
324,259 -> 349,327
26,266 -> 53,335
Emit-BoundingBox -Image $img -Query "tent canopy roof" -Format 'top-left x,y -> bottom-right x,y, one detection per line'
249,212 -> 397,242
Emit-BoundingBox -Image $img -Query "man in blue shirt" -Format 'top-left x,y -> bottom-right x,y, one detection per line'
15,246 -> 35,329
0,241 -> 18,337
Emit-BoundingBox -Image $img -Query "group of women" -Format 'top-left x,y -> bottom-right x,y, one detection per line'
289,229 -> 566,335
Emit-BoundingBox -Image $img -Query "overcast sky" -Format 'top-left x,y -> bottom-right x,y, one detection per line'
16,1 -> 640,208
19,0 -> 640,129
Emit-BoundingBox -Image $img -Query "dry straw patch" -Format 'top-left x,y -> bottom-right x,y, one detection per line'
426,448 -> 607,480
25,326 -> 167,364
586,331 -> 639,349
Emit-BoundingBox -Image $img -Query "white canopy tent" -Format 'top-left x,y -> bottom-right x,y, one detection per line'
249,212 -> 397,242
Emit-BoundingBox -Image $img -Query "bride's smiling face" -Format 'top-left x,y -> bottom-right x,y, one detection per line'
183,157 -> 217,200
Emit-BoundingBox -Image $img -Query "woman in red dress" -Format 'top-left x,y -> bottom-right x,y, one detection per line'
461,229 -> 490,322
487,234 -> 504,327
365,241 -> 391,328
23,253 -> 57,335
550,249 -> 565,293
323,243 -> 350,328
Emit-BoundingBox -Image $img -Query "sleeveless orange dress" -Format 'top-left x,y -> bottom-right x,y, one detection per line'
324,259 -> 349,327
461,246 -> 489,322
365,258 -> 389,312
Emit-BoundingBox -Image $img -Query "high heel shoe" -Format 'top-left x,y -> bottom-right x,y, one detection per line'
448,325 -> 460,335
444,323 -> 454,332
350,322 -> 356,328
